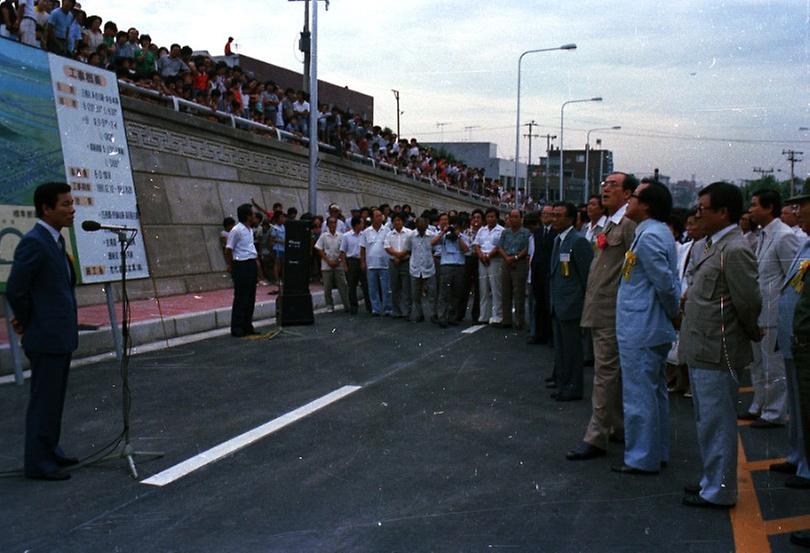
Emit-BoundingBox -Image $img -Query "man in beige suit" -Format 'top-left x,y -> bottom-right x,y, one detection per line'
566,172 -> 638,461
681,181 -> 761,509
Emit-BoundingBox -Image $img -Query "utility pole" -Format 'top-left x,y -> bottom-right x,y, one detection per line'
783,149 -> 804,197
436,122 -> 450,142
391,89 -> 400,139
300,0 -> 311,93
523,121 -> 539,202
539,133 -> 556,202
463,125 -> 480,142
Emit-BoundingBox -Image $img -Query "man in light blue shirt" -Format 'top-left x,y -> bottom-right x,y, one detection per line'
431,213 -> 468,327
612,180 -> 681,475
360,208 -> 392,316
46,0 -> 75,56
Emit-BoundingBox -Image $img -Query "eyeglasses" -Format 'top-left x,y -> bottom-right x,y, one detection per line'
600,179 -> 621,189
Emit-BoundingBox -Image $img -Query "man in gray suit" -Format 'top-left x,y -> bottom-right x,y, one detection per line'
682,181 -> 762,509
742,189 -> 801,427
548,202 -> 594,401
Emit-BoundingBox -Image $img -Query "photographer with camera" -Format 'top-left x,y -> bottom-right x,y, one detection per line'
431,213 -> 469,327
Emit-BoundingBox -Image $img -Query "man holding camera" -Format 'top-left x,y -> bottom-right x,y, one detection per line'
431,213 -> 469,328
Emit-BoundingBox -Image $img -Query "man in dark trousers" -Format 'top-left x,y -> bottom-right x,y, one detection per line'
548,202 -> 594,401
7,182 -> 78,481
225,204 -> 260,337
529,204 -> 556,345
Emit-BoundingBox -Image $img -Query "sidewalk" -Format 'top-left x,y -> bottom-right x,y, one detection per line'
0,281 -> 326,376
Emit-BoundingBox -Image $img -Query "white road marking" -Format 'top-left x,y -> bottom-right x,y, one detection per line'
461,324 -> 487,335
141,385 -> 362,487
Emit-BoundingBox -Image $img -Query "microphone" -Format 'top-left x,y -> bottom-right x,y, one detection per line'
81,220 -> 138,233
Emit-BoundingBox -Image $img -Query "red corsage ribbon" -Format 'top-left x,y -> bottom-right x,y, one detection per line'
596,233 -> 608,250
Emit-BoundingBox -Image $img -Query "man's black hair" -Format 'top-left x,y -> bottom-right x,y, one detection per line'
485,207 -> 499,218
236,203 -> 253,223
752,188 -> 782,218
350,215 -> 362,227
471,208 -> 484,219
637,181 -> 673,222
34,182 -> 71,218
588,194 -> 603,206
223,216 -> 235,228
391,211 -> 404,222
170,43 -> 181,51
287,207 -> 298,216
553,201 -> 578,221
612,172 -> 639,193
699,181 -> 744,224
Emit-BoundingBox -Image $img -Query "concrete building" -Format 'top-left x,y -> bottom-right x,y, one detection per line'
532,147 -> 614,203
422,142 -> 528,193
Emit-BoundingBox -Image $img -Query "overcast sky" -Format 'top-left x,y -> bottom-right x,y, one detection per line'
97,0 -> 809,184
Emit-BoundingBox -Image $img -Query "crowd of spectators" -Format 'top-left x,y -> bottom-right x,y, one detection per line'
0,0 -> 515,204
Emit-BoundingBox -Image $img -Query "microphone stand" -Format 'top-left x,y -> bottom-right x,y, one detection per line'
99,229 -> 163,479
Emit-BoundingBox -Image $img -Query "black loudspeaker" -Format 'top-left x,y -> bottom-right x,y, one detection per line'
278,220 -> 314,325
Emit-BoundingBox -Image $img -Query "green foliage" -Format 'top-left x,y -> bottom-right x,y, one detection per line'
430,147 -> 459,164
740,175 -> 802,201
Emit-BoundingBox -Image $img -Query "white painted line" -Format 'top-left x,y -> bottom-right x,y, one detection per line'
141,384 -> 362,487
0,369 -> 30,385
461,324 -> 487,335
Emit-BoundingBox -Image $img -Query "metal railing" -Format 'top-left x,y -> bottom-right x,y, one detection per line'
117,80 -> 500,206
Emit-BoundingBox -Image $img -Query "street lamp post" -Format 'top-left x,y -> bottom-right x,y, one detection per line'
514,43 -> 576,208
559,97 -> 602,201
391,89 -> 400,139
583,125 -> 620,204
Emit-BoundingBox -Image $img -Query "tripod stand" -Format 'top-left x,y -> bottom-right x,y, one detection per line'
99,229 -> 163,479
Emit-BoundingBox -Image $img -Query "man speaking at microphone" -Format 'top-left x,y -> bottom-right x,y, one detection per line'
7,182 -> 79,481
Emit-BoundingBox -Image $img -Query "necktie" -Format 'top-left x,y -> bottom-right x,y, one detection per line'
552,235 -> 561,271
704,237 -> 713,255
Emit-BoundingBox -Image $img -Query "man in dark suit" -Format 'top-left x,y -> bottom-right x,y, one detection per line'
7,182 -> 79,481
548,202 -> 594,401
528,205 -> 556,345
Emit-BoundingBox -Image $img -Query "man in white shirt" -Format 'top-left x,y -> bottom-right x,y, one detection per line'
225,204 -> 260,337
584,194 -> 608,244
360,208 -> 392,316
315,217 -> 349,313
16,0 -> 38,46
783,205 -> 809,240
321,203 -> 348,235
474,208 -> 505,324
384,212 -> 412,318
409,217 -> 436,322
340,216 -> 370,315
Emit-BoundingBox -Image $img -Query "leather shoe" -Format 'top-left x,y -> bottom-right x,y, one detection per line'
544,376 -> 555,383
683,483 -> 701,495
26,471 -> 71,481
55,456 -> 79,467
737,412 -> 758,421
566,442 -> 606,461
791,530 -> 810,548
682,495 -> 733,509
769,461 -> 798,474
555,395 -> 582,402
611,464 -> 659,475
786,475 -> 810,489
550,392 -> 558,399
546,381 -> 558,389
750,418 -> 785,429
526,336 -> 542,345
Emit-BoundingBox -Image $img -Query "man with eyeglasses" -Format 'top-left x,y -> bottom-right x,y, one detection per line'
681,182 -> 761,509
567,173 -> 638,462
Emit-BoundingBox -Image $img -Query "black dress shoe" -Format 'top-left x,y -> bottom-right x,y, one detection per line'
546,381 -> 558,389
556,395 -> 582,402
55,456 -> 79,467
750,417 -> 785,429
682,495 -> 733,509
26,471 -> 71,481
791,530 -> 810,548
526,336 -> 542,345
566,442 -> 606,461
544,376 -> 555,383
611,464 -> 659,475
683,483 -> 701,495
737,412 -> 758,421
769,461 -> 798,474
550,392 -> 559,399
786,475 -> 810,489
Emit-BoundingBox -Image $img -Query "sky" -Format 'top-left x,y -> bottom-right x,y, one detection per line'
95,0 -> 810,184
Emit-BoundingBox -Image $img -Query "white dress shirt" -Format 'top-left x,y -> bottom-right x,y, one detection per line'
340,230 -> 363,259
409,230 -> 436,278
360,225 -> 390,269
584,215 -> 608,243
314,230 -> 344,271
226,222 -> 257,260
607,203 -> 628,226
474,224 -> 504,255
384,227 -> 412,259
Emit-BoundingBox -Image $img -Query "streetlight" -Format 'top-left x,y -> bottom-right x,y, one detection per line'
514,43 -> 576,208
559,97 -> 602,201
800,127 -> 810,131
583,125 -> 620,203
391,89 -> 400,139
